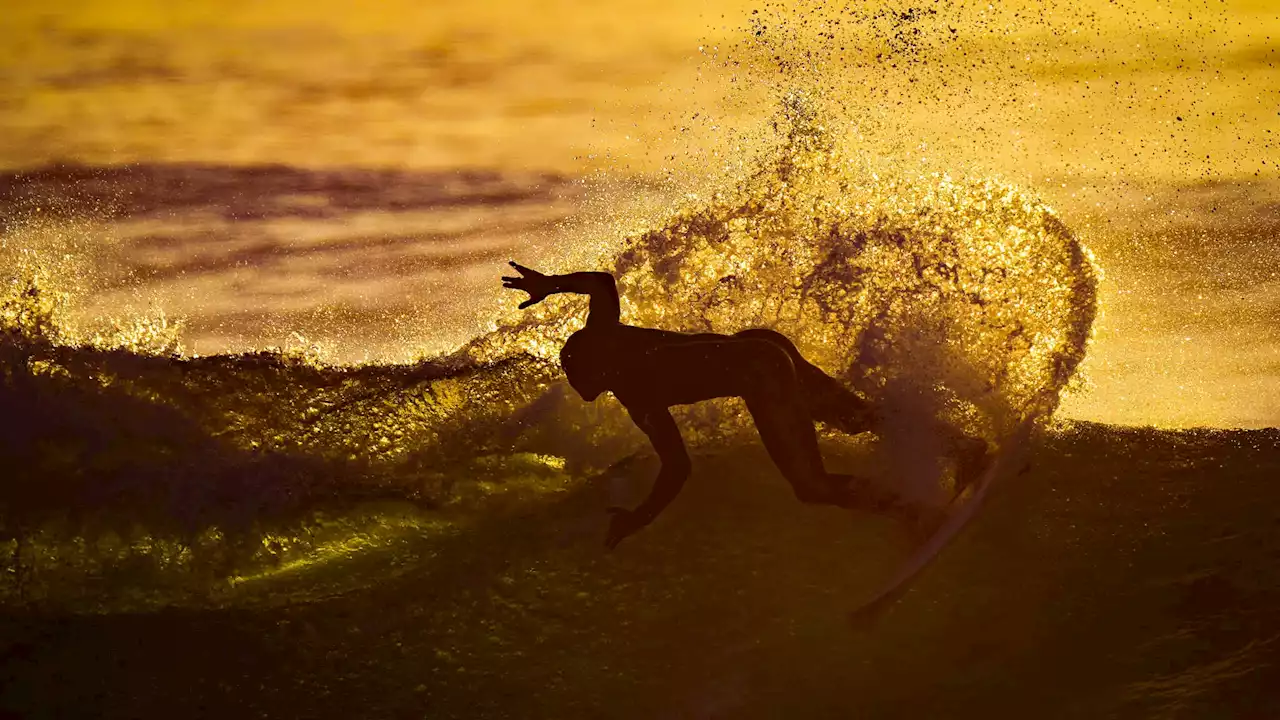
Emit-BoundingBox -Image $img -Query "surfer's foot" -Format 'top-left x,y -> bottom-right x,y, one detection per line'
955,440 -> 993,497
896,500 -> 947,545
825,476 -> 944,543
824,473 -> 890,512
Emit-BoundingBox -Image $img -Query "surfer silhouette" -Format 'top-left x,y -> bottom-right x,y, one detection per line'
502,261 -> 989,549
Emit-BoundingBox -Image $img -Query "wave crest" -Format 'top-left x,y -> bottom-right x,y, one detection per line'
474,95 -> 1098,438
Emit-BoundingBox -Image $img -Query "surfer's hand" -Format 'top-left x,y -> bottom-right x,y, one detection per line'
604,507 -> 648,549
502,261 -> 553,309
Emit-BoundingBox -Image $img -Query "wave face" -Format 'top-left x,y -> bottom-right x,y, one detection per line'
1,265 -> 568,607
0,97 -> 1097,609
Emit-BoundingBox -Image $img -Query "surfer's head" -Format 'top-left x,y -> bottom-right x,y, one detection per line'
559,330 -> 612,401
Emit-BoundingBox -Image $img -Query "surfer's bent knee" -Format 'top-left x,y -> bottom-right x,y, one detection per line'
735,336 -> 797,382
733,328 -> 802,362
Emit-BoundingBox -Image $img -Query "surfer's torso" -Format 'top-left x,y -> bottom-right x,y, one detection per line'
560,324 -> 794,409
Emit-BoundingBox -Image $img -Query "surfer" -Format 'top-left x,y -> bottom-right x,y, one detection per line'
502,261 -> 990,549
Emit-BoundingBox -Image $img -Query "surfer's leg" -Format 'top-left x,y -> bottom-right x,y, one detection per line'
807,374 -> 989,496
733,328 -> 878,435
941,427 -> 992,494
733,340 -> 842,503
744,391 -> 918,514
744,394 -> 828,503
733,329 -> 983,511
735,344 -> 906,513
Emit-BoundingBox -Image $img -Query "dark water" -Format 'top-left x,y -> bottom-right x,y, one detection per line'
1,95 -> 1277,716
1,235 -> 1277,718
2,1 -> 1279,715
1,97 -> 1099,604
3,425 -> 1279,719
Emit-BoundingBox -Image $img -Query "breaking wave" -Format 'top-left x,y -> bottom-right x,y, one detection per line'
471,93 -> 1098,441
0,93 -> 1096,609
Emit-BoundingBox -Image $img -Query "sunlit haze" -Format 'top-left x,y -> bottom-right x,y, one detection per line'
2,0 -> 1277,427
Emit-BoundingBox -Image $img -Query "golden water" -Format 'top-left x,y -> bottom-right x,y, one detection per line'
1,0 -> 1277,616
2,0 -> 1276,427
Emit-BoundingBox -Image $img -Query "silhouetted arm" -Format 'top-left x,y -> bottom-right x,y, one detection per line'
502,262 -> 620,326
605,406 -> 691,548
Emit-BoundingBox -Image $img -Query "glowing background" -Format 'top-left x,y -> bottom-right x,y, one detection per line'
1,0 -> 1277,428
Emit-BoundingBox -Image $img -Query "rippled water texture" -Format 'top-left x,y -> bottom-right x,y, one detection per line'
1,3 -> 1278,717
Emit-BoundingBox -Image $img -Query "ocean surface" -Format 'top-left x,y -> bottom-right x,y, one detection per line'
1,0 -> 1277,427
1,2 -> 1278,718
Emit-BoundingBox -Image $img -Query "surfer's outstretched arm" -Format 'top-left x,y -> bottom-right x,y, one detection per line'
502,262 -> 620,326
605,406 -> 691,549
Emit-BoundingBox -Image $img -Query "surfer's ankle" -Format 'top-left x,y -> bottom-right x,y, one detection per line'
956,442 -> 993,495
894,499 -> 945,543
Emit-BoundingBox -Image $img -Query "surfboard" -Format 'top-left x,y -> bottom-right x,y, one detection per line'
849,423 -> 1033,623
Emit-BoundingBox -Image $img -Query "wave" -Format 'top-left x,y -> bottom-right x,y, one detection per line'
0,94 -> 1097,610
471,93 -> 1099,440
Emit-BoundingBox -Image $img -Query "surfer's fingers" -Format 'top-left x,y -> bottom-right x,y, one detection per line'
508,261 -> 540,277
501,276 -> 520,283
